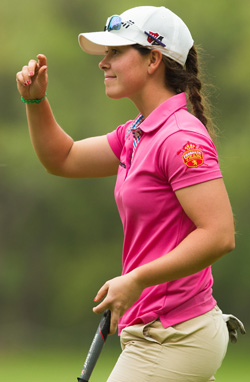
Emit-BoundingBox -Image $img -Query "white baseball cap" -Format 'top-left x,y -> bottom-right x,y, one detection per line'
78,6 -> 194,66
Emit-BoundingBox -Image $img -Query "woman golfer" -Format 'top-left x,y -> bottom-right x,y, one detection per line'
17,6 -> 236,381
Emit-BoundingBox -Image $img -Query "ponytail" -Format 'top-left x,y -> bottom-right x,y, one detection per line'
133,44 -> 216,139
162,46 -> 216,139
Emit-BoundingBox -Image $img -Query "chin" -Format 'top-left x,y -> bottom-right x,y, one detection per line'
106,91 -> 126,100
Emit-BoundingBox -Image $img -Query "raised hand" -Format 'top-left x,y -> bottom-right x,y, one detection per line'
16,54 -> 48,101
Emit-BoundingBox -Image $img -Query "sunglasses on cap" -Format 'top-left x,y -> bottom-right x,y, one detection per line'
104,15 -> 166,48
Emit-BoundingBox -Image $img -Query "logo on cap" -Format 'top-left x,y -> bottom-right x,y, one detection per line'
122,19 -> 135,29
146,31 -> 164,46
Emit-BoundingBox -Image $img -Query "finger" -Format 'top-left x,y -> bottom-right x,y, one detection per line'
93,283 -> 109,302
27,59 -> 39,77
240,324 -> 246,335
109,310 -> 119,335
16,71 -> 31,98
93,299 -> 108,314
19,66 -> 31,86
37,64 -> 48,81
37,54 -> 47,68
93,303 -> 119,334
16,71 -> 24,85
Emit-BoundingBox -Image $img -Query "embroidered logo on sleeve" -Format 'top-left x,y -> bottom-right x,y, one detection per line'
177,142 -> 204,168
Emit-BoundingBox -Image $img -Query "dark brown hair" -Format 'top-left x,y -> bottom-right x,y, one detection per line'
133,44 -> 216,140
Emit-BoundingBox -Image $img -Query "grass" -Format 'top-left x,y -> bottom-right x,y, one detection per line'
0,342 -> 249,382
0,344 -> 117,382
213,343 -> 250,381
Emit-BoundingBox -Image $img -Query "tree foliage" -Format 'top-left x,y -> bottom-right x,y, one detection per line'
0,0 -> 249,347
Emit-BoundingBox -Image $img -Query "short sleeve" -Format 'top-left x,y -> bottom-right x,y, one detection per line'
158,130 -> 222,191
107,120 -> 133,160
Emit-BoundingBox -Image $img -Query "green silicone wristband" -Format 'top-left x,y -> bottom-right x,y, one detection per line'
21,92 -> 47,104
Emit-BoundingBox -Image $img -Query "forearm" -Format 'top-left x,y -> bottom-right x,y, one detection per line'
17,54 -> 74,175
17,54 -> 120,179
26,98 -> 74,174
132,227 -> 234,289
92,226 -> 234,334
133,179 -> 235,289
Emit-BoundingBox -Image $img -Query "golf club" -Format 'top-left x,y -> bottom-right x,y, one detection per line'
77,309 -> 111,382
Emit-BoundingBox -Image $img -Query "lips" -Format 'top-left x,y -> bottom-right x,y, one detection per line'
104,74 -> 116,81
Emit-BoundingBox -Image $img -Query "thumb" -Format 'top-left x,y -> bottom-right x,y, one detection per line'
37,65 -> 48,80
37,54 -> 47,68
35,65 -> 48,98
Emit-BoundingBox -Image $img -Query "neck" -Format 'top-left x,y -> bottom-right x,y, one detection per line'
130,87 -> 176,119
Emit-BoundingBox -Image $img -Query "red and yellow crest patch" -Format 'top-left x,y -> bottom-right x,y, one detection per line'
177,142 -> 204,168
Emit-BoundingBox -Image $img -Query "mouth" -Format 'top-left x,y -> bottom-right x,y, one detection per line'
104,75 -> 116,82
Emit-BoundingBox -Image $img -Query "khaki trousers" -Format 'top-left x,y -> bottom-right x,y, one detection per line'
107,306 -> 229,382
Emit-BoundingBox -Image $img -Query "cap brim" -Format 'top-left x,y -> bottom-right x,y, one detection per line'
78,31 -> 135,55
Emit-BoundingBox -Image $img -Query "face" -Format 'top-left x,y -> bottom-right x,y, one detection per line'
99,46 -> 150,101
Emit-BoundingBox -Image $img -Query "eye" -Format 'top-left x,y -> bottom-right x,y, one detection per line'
111,48 -> 120,54
104,48 -> 117,55
104,48 -> 120,57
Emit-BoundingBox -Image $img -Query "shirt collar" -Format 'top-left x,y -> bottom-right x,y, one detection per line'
131,114 -> 144,131
139,92 -> 187,133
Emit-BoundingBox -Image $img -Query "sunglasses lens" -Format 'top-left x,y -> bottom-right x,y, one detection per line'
108,16 -> 122,31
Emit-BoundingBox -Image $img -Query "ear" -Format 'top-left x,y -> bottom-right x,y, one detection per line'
147,50 -> 163,74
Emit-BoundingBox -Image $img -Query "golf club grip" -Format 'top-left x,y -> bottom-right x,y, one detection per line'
77,309 -> 111,382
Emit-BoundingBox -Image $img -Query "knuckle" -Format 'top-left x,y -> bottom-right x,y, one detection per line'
29,60 -> 37,68
114,302 -> 123,311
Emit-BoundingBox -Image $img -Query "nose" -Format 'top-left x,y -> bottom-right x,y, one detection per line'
99,55 -> 110,71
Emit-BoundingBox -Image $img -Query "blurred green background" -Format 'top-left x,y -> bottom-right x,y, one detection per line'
0,0 -> 249,380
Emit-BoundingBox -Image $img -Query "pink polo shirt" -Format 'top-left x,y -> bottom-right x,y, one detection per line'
107,93 -> 222,335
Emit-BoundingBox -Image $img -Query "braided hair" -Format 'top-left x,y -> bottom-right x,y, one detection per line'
133,45 -> 216,140
162,46 -> 215,138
